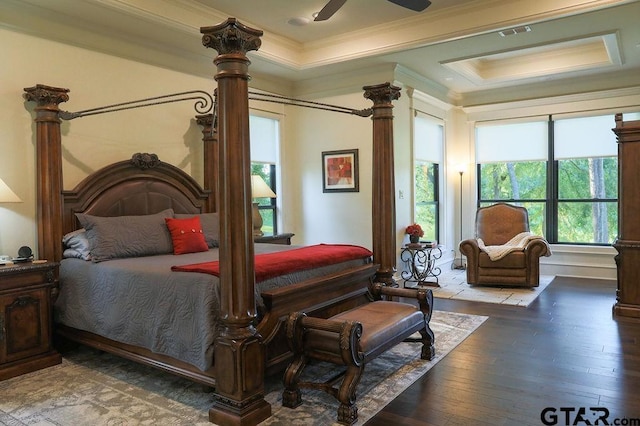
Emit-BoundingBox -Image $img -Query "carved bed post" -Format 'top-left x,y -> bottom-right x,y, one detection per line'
201,19 -> 271,425
363,83 -> 401,286
23,84 -> 70,263
196,113 -> 217,213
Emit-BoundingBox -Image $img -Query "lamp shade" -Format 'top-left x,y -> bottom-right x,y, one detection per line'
251,175 -> 276,199
0,178 -> 21,203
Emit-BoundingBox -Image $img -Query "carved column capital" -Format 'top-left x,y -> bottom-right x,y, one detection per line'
202,19 -> 263,82
363,82 -> 401,109
23,84 -> 69,107
201,18 -> 262,56
23,85 -> 69,124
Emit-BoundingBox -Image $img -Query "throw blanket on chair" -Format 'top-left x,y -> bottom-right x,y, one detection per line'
477,232 -> 551,261
171,244 -> 373,282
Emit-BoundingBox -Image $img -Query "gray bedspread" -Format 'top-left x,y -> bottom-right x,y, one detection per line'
55,243 -> 369,371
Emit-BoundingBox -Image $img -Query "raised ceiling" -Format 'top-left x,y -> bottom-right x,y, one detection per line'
2,0 -> 639,106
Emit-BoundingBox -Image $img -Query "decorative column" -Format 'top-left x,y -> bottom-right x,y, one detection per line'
613,113 -> 640,318
23,84 -> 69,263
201,19 -> 271,425
195,113 -> 217,213
363,83 -> 401,286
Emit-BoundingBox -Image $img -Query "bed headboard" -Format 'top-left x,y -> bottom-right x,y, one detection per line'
61,153 -> 212,236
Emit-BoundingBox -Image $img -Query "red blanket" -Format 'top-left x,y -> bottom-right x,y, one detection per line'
171,244 -> 373,282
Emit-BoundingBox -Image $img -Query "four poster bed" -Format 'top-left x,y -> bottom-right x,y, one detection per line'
24,18 -> 432,426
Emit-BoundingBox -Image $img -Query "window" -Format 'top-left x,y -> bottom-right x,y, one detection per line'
250,115 -> 280,236
414,112 -> 442,242
477,120 -> 548,236
476,114 -> 621,245
554,115 -> 618,244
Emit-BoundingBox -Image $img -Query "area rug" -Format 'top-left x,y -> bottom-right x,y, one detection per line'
0,310 -> 486,426
429,267 -> 555,307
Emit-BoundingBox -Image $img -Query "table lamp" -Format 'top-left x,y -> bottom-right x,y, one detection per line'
251,175 -> 276,237
0,177 -> 22,262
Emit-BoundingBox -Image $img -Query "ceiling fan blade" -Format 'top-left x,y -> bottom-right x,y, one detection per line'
387,0 -> 431,12
314,0 -> 348,21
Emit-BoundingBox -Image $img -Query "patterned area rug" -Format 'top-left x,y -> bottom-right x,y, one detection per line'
0,310 -> 486,426
428,267 -> 555,307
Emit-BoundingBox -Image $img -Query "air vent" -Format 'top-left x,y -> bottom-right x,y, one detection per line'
498,25 -> 531,37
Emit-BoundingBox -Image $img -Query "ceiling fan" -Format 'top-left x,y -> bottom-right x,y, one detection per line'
314,0 -> 431,21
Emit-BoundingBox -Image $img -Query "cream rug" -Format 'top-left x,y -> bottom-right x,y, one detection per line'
0,310 -> 486,426
428,267 -> 555,307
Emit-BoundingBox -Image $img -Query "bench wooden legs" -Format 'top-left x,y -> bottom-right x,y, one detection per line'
283,312 -> 365,425
283,362 -> 363,425
337,364 -> 364,424
420,326 -> 436,360
283,357 -> 364,425
282,356 -> 305,409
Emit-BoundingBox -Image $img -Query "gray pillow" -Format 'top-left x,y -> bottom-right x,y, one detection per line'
62,228 -> 92,260
175,212 -> 219,248
76,209 -> 174,262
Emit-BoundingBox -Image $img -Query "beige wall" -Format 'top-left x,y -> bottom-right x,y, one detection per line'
283,92 -> 373,248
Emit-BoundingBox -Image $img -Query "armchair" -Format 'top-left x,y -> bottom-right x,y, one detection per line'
459,203 -> 551,287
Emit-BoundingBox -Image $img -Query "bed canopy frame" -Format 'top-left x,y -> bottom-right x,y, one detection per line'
24,18 -> 401,426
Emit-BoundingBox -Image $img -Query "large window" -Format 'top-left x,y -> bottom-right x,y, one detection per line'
250,114 -> 280,236
476,114 -> 620,245
414,112 -> 442,242
554,115 -> 618,244
477,120 -> 548,236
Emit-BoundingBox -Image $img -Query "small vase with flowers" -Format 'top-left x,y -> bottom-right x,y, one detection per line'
405,223 -> 424,247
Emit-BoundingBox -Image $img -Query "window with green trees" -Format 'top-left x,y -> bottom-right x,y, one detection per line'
415,162 -> 439,241
414,112 -> 442,243
555,115 -> 618,244
477,114 -> 620,245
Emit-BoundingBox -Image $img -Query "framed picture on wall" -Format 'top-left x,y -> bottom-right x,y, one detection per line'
322,149 -> 359,193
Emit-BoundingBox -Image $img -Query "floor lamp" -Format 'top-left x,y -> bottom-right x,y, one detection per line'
452,166 -> 467,270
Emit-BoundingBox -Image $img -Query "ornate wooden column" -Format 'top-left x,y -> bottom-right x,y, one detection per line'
201,19 -> 271,425
613,113 -> 640,318
363,83 -> 401,286
195,113 -> 218,213
23,84 -> 69,263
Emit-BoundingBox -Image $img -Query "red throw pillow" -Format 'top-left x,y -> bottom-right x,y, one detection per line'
165,216 -> 209,255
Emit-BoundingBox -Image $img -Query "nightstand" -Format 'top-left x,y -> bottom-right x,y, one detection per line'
255,233 -> 295,245
0,261 -> 61,380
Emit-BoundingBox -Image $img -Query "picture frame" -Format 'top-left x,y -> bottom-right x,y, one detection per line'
322,149 -> 359,193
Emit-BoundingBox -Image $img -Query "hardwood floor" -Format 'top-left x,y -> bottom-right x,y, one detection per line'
366,277 -> 640,426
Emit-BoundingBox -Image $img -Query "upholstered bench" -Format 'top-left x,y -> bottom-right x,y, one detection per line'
282,283 -> 435,425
